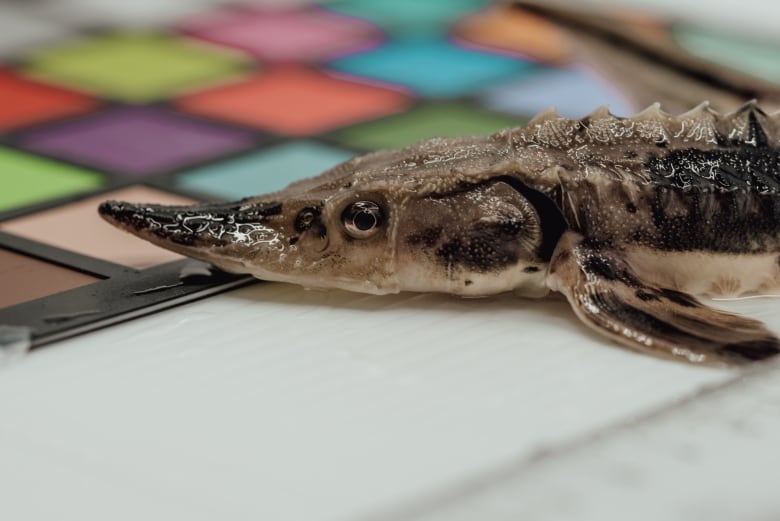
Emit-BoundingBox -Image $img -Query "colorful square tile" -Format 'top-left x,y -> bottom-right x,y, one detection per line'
0,247 -> 100,308
17,107 -> 257,177
23,32 -> 249,103
178,6 -> 382,62
177,141 -> 355,199
328,39 -> 532,98
0,147 -> 103,212
327,0 -> 487,37
0,69 -> 98,132
673,25 -> 780,84
1,185 -> 197,269
479,67 -> 635,119
333,102 -> 521,150
454,5 -> 570,64
176,67 -> 412,137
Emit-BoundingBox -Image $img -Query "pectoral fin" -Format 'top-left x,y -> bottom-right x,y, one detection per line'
547,232 -> 780,365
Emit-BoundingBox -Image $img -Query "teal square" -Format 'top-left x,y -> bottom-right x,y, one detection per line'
328,39 -> 533,98
327,0 -> 488,36
176,141 -> 355,199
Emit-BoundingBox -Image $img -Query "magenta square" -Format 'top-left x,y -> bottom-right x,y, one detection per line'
177,6 -> 382,62
17,107 -> 257,176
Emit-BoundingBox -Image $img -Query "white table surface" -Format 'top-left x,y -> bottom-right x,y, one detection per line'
4,282 -> 779,520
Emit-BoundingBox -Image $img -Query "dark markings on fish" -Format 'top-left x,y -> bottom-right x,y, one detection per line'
626,202 -> 637,213
718,340 -> 780,361
242,201 -> 283,218
226,199 -> 283,219
633,288 -> 695,306
635,289 -> 659,302
436,220 -> 524,272
583,256 -> 638,286
657,288 -> 698,308
747,109 -> 769,147
406,227 -> 442,247
645,184 -> 780,253
523,266 -> 540,273
495,176 -> 566,261
645,147 -> 780,193
605,298 -> 681,335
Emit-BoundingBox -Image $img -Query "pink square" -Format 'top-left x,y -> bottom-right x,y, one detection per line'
178,6 -> 383,63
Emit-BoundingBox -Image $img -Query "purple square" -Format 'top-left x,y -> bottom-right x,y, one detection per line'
18,107 -> 257,176
178,6 -> 382,62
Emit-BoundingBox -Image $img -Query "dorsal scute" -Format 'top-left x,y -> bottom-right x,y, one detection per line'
665,101 -> 721,146
519,104 -> 656,148
526,106 -> 560,127
678,100 -> 714,119
586,105 -> 612,120
632,102 -> 667,123
517,102 -> 779,150
718,100 -> 776,147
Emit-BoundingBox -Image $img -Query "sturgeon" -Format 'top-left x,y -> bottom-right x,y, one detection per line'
99,102 -> 780,365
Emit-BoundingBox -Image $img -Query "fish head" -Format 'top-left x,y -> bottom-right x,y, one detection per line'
99,135 -> 557,296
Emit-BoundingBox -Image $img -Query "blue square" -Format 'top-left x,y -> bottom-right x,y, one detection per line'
328,39 -> 533,98
478,67 -> 635,119
176,141 -> 355,199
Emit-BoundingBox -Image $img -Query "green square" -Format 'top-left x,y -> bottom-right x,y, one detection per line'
333,102 -> 522,151
0,147 -> 104,211
673,26 -> 780,84
23,32 -> 249,103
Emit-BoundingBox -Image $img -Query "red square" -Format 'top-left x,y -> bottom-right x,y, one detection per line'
0,69 -> 98,131
176,67 -> 412,136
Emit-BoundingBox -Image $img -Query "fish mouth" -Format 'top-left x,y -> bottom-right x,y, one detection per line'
98,199 -> 285,251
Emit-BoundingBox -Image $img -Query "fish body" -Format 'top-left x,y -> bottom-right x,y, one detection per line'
100,102 -> 780,365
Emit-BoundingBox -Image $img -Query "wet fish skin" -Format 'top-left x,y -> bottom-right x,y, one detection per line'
99,102 -> 780,365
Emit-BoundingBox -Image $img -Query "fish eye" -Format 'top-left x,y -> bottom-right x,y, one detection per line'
342,201 -> 384,238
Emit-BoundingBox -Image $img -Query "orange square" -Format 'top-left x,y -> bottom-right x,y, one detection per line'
176,67 -> 412,136
0,69 -> 98,131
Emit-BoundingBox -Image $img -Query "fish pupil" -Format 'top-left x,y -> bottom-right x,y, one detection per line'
354,210 -> 377,231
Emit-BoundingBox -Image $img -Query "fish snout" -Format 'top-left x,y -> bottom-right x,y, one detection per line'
98,199 -> 285,249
